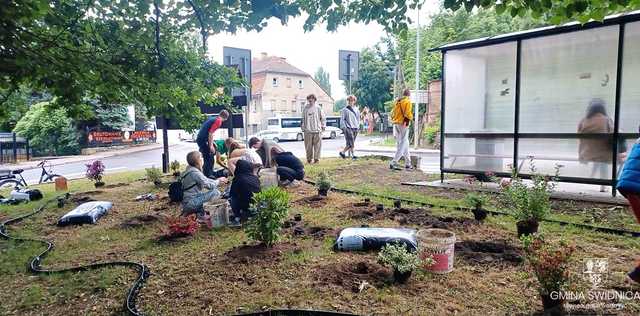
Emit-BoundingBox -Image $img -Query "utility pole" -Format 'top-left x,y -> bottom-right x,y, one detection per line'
414,6 -> 421,149
346,53 -> 352,95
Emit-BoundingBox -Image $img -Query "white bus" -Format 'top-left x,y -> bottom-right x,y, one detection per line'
265,116 -> 343,142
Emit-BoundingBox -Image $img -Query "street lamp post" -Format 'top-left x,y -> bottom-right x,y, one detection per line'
414,6 -> 420,149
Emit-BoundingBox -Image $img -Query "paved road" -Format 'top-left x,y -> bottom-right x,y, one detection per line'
14,136 -> 439,185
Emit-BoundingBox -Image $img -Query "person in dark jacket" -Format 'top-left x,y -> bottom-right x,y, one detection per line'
229,160 -> 261,225
250,137 -> 305,185
617,137 -> 640,284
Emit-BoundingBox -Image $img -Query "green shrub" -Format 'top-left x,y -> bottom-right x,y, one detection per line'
170,160 -> 181,175
245,187 -> 290,247
500,160 -> 559,222
316,170 -> 332,191
464,192 -> 488,209
377,243 -> 420,273
145,166 -> 163,185
14,102 -> 80,156
423,117 -> 440,145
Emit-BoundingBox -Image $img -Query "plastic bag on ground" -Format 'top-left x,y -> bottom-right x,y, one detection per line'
334,227 -> 418,252
57,201 -> 113,226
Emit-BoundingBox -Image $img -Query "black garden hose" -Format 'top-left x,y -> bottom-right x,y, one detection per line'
0,194 -> 150,316
303,180 -> 640,237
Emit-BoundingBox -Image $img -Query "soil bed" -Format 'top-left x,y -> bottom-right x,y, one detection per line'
454,240 -> 523,265
120,214 -> 162,229
223,242 -> 300,263
315,258 -> 391,292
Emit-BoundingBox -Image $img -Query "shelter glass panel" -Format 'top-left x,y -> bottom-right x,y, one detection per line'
443,137 -> 514,173
620,22 -> 640,138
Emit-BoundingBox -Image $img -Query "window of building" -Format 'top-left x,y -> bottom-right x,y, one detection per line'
272,77 -> 279,87
286,78 -> 292,88
298,79 -> 304,89
291,100 -> 297,112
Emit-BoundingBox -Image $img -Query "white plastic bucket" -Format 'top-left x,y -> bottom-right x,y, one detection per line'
418,229 -> 456,274
203,199 -> 229,228
259,167 -> 278,189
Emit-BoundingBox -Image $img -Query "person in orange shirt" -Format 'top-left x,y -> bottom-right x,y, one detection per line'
389,89 -> 413,170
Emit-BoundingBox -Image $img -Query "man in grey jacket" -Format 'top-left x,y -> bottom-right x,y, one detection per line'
301,94 -> 326,164
339,95 -> 360,160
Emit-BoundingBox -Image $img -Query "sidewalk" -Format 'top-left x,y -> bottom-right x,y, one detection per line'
1,143 -> 167,171
357,137 -> 440,155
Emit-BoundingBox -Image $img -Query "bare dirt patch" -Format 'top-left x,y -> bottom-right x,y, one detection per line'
455,240 -> 523,265
120,214 -> 162,229
104,183 -> 130,189
315,259 -> 391,292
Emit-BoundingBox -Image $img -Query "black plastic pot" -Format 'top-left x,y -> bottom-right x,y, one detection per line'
154,180 -> 162,187
517,219 -> 539,237
318,188 -> 328,196
393,200 -> 402,208
173,171 -> 181,177
294,214 -> 302,222
393,269 -> 412,284
364,198 -> 371,204
540,292 -> 564,315
376,204 -> 384,212
472,207 -> 488,221
94,181 -> 105,188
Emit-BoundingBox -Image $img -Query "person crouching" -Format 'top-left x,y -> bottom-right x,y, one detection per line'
181,151 -> 228,218
229,160 -> 261,226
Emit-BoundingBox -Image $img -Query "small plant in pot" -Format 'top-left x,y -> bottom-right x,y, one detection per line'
377,243 -> 420,284
145,166 -> 163,187
85,160 -> 106,188
464,192 -> 488,221
245,187 -> 290,247
170,160 -> 181,177
521,234 -> 575,315
316,171 -> 331,197
500,160 -> 558,237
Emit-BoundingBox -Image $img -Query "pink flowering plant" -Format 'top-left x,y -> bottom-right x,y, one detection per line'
86,160 -> 106,185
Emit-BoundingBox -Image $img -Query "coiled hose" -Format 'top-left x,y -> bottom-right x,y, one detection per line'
0,194 -> 149,315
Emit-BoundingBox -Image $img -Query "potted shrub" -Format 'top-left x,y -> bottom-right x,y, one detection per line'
245,187 -> 290,247
377,243 -> 420,284
170,160 -> 181,177
464,193 -> 488,221
521,235 -> 575,315
85,160 -> 106,188
500,161 -> 558,237
316,171 -> 331,196
145,166 -> 163,187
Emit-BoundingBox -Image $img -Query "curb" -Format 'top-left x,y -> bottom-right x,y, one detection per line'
357,147 -> 440,155
9,143 -> 169,171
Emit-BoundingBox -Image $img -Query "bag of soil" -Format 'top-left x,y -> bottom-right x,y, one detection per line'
57,201 -> 112,226
334,227 -> 417,252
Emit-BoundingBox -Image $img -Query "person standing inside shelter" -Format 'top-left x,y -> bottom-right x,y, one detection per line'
196,110 -> 229,178
390,89 -> 413,170
339,95 -> 360,160
577,99 -> 614,192
301,94 -> 325,164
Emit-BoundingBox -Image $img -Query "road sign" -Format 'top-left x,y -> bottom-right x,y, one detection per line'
339,50 -> 359,81
223,46 -> 251,106
410,89 -> 428,104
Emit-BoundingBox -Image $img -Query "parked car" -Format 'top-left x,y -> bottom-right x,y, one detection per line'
265,116 -> 343,142
248,130 -> 288,143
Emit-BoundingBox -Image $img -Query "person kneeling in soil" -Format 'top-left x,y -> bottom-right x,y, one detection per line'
617,136 -> 640,284
250,137 -> 305,185
225,137 -> 262,175
181,151 -> 228,219
229,160 -> 261,226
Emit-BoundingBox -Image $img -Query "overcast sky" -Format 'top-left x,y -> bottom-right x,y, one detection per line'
207,2 -> 440,100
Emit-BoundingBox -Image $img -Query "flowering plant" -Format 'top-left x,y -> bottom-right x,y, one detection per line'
521,234 -> 575,294
85,160 -> 105,183
162,215 -> 199,238
377,243 -> 420,273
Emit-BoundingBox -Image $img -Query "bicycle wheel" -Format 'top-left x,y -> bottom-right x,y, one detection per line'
0,179 -> 22,190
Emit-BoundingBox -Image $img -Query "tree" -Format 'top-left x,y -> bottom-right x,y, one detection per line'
347,48 -> 393,121
334,98 -> 347,113
90,101 -> 132,131
14,102 -> 80,156
443,0 -> 640,24
314,67 -> 331,95
397,7 -> 540,86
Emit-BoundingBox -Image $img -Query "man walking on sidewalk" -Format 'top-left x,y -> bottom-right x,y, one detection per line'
339,95 -> 360,160
390,89 -> 413,170
196,110 -> 229,177
301,94 -> 325,164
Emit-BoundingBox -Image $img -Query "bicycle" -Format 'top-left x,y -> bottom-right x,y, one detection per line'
0,160 -> 61,190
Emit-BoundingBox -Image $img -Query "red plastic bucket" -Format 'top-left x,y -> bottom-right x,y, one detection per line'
418,229 -> 456,274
